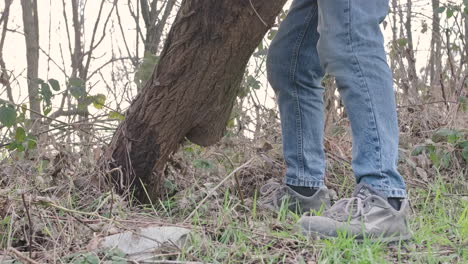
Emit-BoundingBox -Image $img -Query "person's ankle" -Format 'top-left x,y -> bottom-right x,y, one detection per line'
387,197 -> 403,210
287,184 -> 318,197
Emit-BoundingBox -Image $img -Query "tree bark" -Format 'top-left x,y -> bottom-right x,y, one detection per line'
20,0 -> 40,121
429,0 -> 441,88
464,6 -> 468,69
404,0 -> 419,102
105,0 -> 287,202
0,0 -> 14,103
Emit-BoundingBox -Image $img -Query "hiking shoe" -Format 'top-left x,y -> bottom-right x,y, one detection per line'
298,183 -> 412,242
258,181 -> 331,214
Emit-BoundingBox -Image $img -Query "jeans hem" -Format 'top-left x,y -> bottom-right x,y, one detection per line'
284,178 -> 325,188
370,185 -> 407,198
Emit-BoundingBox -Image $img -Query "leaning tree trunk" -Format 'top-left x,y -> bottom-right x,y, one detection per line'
105,0 -> 287,202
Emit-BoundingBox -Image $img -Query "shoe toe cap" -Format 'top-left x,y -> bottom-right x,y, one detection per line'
297,216 -> 339,238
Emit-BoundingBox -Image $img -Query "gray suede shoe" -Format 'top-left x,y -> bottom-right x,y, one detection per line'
258,181 -> 331,214
298,183 -> 412,242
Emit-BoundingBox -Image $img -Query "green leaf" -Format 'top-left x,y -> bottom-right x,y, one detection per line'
7,142 -> 23,152
447,8 -> 454,18
396,38 -> 408,47
436,6 -> 446,13
462,147 -> 468,162
411,145 -> 426,156
69,78 -> 86,99
428,151 -> 440,167
440,152 -> 451,168
0,105 -> 16,127
84,253 -> 99,264
92,94 -> 106,109
459,96 -> 467,112
193,159 -> 213,169
226,119 -> 235,129
15,127 -> 26,142
43,105 -> 52,116
426,144 -> 436,153
79,96 -> 96,110
48,79 -> 60,91
109,111 -> 125,121
457,140 -> 468,149
432,128 -> 462,143
21,104 -> 27,114
108,248 -> 126,258
447,133 -> 461,144
69,77 -> 83,87
27,138 -> 37,149
40,82 -> 53,105
247,75 -> 261,90
70,86 -> 87,99
184,146 -> 195,153
1,216 -> 11,225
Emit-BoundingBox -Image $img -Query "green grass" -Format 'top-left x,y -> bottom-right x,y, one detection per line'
164,172 -> 468,263
2,158 -> 465,264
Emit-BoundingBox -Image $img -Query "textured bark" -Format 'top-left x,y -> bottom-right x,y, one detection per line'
405,0 -> 419,103
429,0 -> 441,87
404,0 -> 419,102
20,0 -> 40,121
0,0 -> 13,103
106,0 -> 287,202
464,8 -> 468,71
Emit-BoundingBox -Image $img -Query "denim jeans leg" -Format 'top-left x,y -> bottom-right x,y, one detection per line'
267,0 -> 326,188
316,0 -> 406,197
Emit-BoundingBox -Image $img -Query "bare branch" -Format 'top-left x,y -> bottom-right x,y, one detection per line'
0,0 -> 14,103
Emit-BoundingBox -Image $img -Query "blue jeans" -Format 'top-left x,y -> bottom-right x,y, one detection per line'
266,0 -> 406,198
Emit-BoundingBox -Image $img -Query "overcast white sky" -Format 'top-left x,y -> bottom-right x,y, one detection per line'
0,0 -> 456,111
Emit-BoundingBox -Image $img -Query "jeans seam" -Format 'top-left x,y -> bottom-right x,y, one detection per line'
346,0 -> 384,179
288,6 -> 316,181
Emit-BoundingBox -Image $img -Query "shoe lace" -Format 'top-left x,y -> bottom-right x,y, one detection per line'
324,197 -> 364,220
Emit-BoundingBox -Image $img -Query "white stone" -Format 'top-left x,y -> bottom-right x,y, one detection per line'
98,226 -> 191,261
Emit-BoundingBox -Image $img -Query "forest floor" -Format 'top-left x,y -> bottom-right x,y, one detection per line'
0,109 -> 467,263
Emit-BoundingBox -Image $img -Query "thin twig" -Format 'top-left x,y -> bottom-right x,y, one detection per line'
397,100 -> 458,108
184,157 -> 255,222
5,101 -> 106,143
21,194 -> 33,259
212,152 -> 245,206
6,247 -> 40,264
249,0 -> 268,27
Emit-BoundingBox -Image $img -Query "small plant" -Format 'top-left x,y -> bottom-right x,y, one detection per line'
64,249 -> 127,264
411,128 -> 468,169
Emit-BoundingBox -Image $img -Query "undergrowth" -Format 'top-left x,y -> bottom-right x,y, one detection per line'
0,107 -> 467,263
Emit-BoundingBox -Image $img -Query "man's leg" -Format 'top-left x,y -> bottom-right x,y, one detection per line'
267,0 -> 326,190
298,0 -> 411,242
316,0 -> 406,198
259,0 -> 331,213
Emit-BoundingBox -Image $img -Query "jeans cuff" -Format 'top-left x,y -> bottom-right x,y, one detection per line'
284,178 -> 324,188
370,185 -> 407,198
